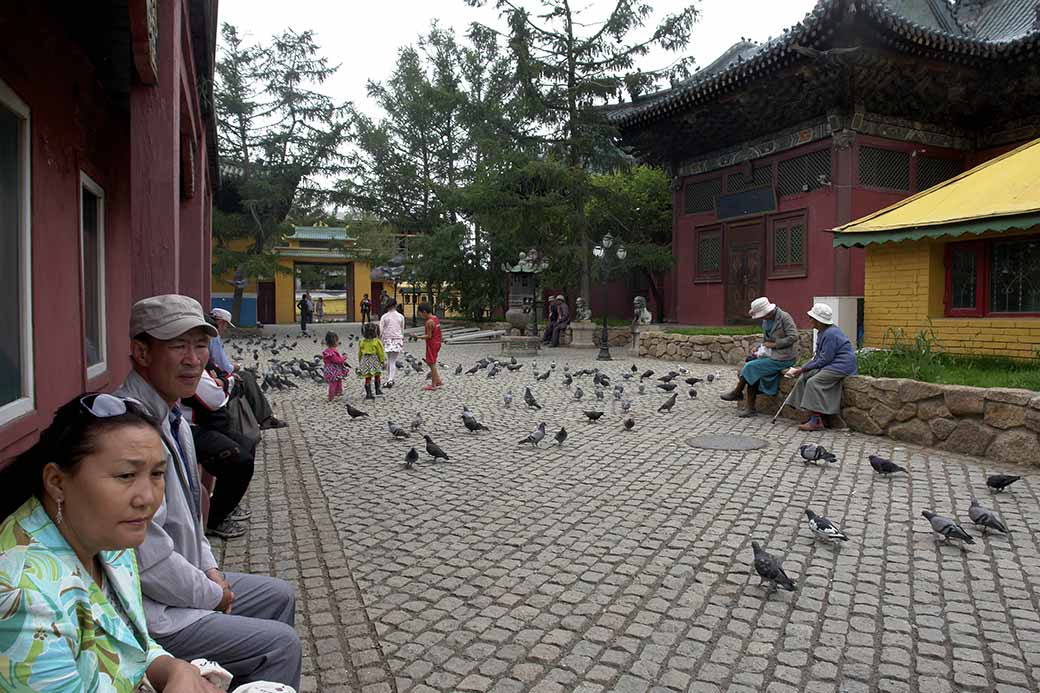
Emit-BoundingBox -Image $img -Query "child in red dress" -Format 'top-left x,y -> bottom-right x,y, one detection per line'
418,303 -> 443,391
322,331 -> 350,400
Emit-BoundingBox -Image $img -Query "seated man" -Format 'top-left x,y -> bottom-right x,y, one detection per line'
550,296 -> 570,347
209,308 -> 286,430
541,297 -> 559,343
785,302 -> 858,431
116,295 -> 301,689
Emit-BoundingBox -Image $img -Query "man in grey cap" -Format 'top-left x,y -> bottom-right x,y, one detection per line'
116,294 -> 301,688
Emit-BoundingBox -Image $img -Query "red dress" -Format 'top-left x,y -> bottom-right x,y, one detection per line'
425,315 -> 442,365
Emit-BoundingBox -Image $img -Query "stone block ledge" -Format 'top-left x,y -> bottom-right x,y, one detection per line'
638,329 -> 814,365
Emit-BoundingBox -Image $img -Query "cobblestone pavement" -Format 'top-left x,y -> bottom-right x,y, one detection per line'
216,329 -> 1040,693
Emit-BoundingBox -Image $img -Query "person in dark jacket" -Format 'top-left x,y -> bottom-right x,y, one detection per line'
542,297 -> 559,344
785,302 -> 858,431
720,296 -> 799,417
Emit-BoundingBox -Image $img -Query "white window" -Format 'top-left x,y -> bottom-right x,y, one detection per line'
80,173 -> 106,378
0,79 -> 33,426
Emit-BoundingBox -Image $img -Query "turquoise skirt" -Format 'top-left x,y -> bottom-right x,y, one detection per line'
740,357 -> 796,396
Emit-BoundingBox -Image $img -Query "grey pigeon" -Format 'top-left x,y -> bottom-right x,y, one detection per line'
658,393 -> 677,413
404,447 -> 418,468
524,387 -> 541,410
706,373 -> 716,383
454,364 -> 463,375
583,411 -> 604,423
657,383 -> 677,392
751,541 -> 796,592
621,400 -> 632,413
346,403 -> 368,419
594,387 -> 604,401
921,510 -> 975,545
986,474 -> 1021,493
868,455 -> 906,476
519,423 -> 547,448
685,377 -> 703,386
465,364 -> 480,375
562,373 -> 573,387
640,369 -> 654,381
462,410 -> 490,433
554,427 -> 567,447
504,390 -> 513,407
688,388 -> 698,399
388,421 -> 409,438
968,498 -> 1009,535
638,384 -> 646,395
536,370 -> 551,382
423,435 -> 449,462
799,444 -> 837,465
805,510 -> 849,543
411,412 -> 424,432
573,387 -> 584,401
623,417 -> 635,431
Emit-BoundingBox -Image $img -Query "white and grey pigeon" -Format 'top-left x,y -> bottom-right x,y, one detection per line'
519,423 -> 547,448
799,444 -> 837,465
805,509 -> 849,543
387,421 -> 410,439
751,541 -> 796,593
410,412 -> 424,432
921,510 -> 976,545
968,498 -> 1010,535
503,390 -> 513,408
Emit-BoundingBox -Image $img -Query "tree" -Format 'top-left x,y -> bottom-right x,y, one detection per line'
213,23 -> 350,323
587,165 -> 673,321
465,0 -> 699,303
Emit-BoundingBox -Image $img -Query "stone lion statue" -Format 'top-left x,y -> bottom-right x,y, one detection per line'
633,296 -> 652,326
574,296 -> 592,322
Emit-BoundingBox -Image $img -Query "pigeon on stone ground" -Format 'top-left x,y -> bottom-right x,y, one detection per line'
658,393 -> 677,413
800,444 -> 837,465
387,421 -> 409,438
462,409 -> 490,433
986,474 -> 1021,493
631,364 -> 638,373
519,423 -> 547,448
621,400 -> 632,413
921,510 -> 975,545
554,427 -> 568,447
623,417 -> 635,431
524,387 -> 542,410
751,541 -> 796,593
657,383 -> 677,392
454,364 -> 463,375
423,435 -> 450,462
583,411 -> 604,423
506,363 -> 523,372
638,384 -> 646,395
504,390 -> 513,408
685,377 -> 703,386
404,447 -> 418,468
805,510 -> 849,543
968,498 -> 1010,535
640,369 -> 654,381
410,412 -> 424,432
536,370 -> 551,382
465,364 -> 480,375
573,387 -> 584,401
346,403 -> 368,419
658,373 -> 677,383
688,388 -> 698,399
562,373 -> 573,387
868,455 -> 906,476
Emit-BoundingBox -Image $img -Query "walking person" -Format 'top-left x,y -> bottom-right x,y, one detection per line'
379,297 -> 405,388
322,331 -> 350,401
297,293 -> 313,334
784,303 -> 858,431
314,297 -> 324,323
357,322 -> 386,400
418,303 -> 444,391
720,296 -> 800,417
360,294 -> 371,324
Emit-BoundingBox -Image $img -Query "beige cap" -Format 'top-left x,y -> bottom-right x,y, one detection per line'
130,294 -> 218,340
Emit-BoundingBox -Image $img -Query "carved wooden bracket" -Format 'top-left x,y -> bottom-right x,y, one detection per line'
129,0 -> 159,85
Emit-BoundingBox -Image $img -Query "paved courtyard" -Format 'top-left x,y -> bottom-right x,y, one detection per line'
214,327 -> 1040,693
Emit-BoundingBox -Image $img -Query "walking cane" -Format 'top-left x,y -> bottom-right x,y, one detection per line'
771,370 -> 798,424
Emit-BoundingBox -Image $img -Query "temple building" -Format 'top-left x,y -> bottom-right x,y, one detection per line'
609,0 -> 1040,328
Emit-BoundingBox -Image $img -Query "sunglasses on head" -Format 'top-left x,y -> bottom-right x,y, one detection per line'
79,393 -> 145,418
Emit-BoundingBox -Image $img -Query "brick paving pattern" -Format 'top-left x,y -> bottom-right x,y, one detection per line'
215,333 -> 1040,693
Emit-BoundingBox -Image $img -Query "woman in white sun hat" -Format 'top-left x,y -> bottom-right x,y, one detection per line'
720,297 -> 799,417
784,302 -> 858,431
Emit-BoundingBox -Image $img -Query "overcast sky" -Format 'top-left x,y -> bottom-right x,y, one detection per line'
217,0 -> 818,115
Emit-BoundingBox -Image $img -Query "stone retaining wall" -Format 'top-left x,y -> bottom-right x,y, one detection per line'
638,330 -> 814,364
754,376 -> 1039,466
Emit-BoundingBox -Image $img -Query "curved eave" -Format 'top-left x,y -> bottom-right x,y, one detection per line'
833,212 -> 1040,247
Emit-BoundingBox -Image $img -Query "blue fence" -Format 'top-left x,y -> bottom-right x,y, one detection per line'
211,295 -> 257,327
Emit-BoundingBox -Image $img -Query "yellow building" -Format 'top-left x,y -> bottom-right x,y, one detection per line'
834,139 -> 1040,360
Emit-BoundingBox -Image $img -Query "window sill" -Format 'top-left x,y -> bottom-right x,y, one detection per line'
767,270 -> 808,280
693,276 -> 722,284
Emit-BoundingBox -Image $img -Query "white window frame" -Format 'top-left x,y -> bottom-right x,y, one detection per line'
0,78 -> 33,427
79,172 -> 107,380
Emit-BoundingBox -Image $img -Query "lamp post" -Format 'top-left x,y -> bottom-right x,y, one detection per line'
592,233 -> 627,361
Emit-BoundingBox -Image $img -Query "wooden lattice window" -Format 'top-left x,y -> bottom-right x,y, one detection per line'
769,212 -> 807,278
683,178 -> 722,215
944,237 -> 1040,317
727,164 -> 773,193
776,149 -> 831,197
694,225 -> 722,282
859,146 -> 910,191
916,156 -> 961,192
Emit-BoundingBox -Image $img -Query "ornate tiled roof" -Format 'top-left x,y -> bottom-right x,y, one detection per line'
609,0 -> 1040,129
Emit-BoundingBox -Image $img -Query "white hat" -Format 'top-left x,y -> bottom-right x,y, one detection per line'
748,297 -> 776,319
210,307 -> 235,327
807,302 -> 834,325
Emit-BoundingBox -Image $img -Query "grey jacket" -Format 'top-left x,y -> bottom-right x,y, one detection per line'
116,370 -> 223,637
762,307 -> 800,362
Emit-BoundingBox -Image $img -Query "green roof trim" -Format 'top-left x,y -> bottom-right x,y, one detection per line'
290,226 -> 358,241
833,212 -> 1040,247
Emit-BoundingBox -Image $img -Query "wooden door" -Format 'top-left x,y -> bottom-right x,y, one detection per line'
256,281 -> 275,325
724,219 -> 765,324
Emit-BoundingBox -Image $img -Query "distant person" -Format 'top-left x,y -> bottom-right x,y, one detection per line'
314,297 -> 324,323
418,303 -> 443,390
296,293 -> 312,334
379,298 -> 405,388
379,291 -> 391,317
720,296 -> 799,417
360,294 -> 371,323
542,297 -> 559,344
549,296 -> 570,347
785,303 -> 857,431
356,322 -> 386,400
322,331 -> 350,401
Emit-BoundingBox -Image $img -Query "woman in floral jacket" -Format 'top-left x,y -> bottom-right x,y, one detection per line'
0,394 -> 220,692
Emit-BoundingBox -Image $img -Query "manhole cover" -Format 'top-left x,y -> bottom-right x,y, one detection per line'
687,434 -> 770,451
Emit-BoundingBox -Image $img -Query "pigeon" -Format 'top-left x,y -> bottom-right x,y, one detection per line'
640,370 -> 654,381
986,474 -> 1021,493
658,393 -> 677,413
504,390 -> 513,407
454,364 -> 463,375
968,498 -> 1010,535
688,388 -> 698,399
506,363 -> 523,372
868,455 -> 906,476
423,435 -> 449,462
519,423 -> 547,448
388,421 -> 409,438
573,387 -> 584,401
465,364 -> 480,375
799,444 -> 837,465
562,373 -> 573,387
524,387 -> 541,410
805,510 -> 849,543
536,370 -> 551,382
583,411 -> 604,423
462,410 -> 490,433
658,373 -> 677,383
346,403 -> 368,419
404,447 -> 418,468
685,377 -> 703,386
550,361 -> 557,370
594,387 -> 604,401
411,412 -> 424,432
706,373 -> 716,383
638,384 -> 646,395
623,417 -> 635,431
922,510 -> 975,545
621,400 -> 632,413
554,427 -> 568,447
630,364 -> 638,372
657,383 -> 677,392
751,541 -> 796,592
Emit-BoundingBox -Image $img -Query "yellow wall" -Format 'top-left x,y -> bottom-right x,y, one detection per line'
863,231 -> 1040,359
211,238 -> 259,293
272,257 -> 372,325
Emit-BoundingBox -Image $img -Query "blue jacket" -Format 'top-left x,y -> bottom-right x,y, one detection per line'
802,324 -> 857,376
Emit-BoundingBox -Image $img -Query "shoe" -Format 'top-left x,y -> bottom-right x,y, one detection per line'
260,417 -> 288,430
798,416 -> 825,431
738,408 -> 758,418
206,518 -> 247,539
374,381 -> 383,396
422,385 -> 436,391
364,383 -> 375,400
228,503 -> 252,521
719,389 -> 743,402
384,381 -> 394,389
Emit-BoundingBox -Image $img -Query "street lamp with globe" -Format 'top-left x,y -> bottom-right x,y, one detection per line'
592,233 -> 627,361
